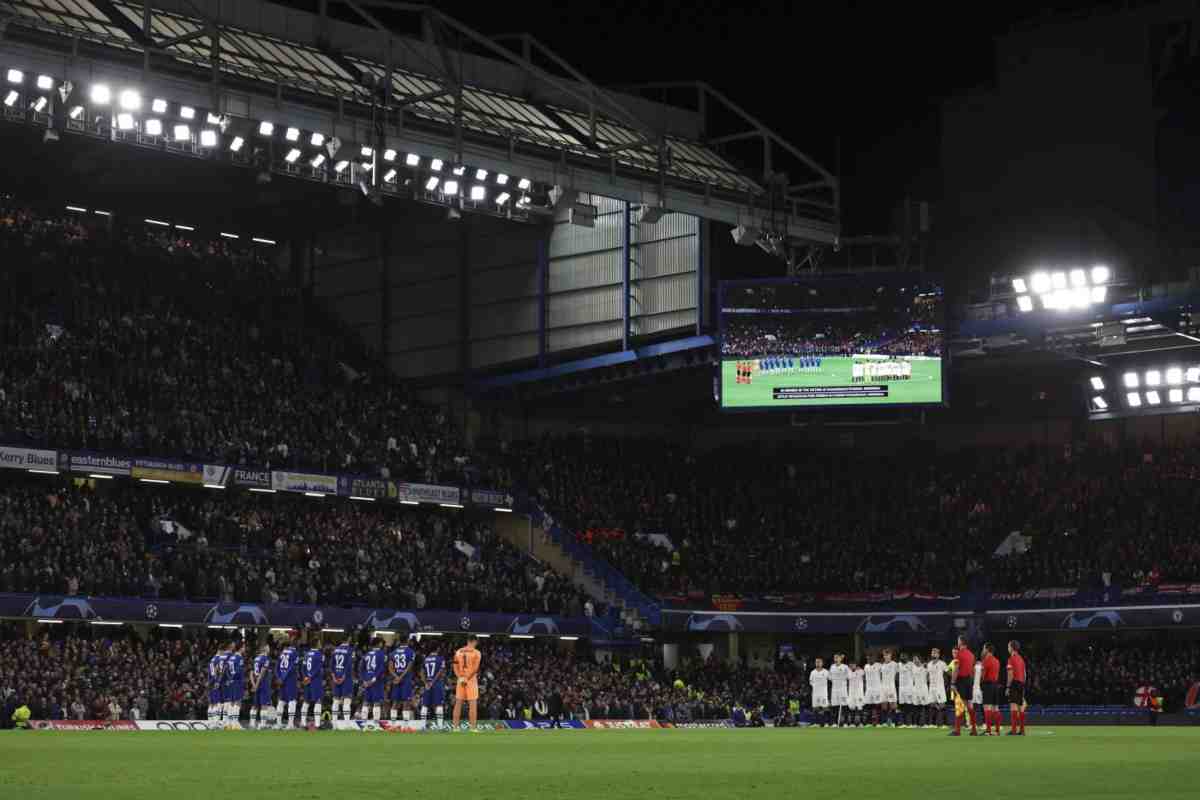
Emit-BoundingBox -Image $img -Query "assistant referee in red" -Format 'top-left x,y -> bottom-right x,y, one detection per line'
1007,640 -> 1027,736
951,636 -> 979,736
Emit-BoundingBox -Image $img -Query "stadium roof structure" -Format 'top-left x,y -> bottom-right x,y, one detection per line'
0,0 -> 838,245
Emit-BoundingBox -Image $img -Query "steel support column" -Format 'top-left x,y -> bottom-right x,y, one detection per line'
623,200 -> 632,351
537,235 -> 548,367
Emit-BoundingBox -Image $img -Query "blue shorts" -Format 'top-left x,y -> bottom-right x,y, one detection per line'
255,683 -> 272,707
333,678 -> 354,699
391,677 -> 414,703
363,680 -> 385,704
279,680 -> 298,703
422,685 -> 445,708
209,688 -> 221,705
304,682 -> 324,703
224,684 -> 243,704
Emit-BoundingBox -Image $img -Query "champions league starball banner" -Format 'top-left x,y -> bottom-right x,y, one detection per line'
0,593 -> 589,636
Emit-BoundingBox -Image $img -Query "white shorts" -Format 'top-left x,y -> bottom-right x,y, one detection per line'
914,691 -> 930,706
812,695 -> 829,709
830,691 -> 848,706
880,687 -> 897,704
865,689 -> 881,705
930,689 -> 947,704
848,694 -> 864,711
899,690 -> 914,705
972,687 -> 983,705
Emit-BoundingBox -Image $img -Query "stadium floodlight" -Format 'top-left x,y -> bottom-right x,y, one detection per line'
1071,286 -> 1090,308
310,132 -> 325,147
1166,367 -> 1183,385
116,112 -> 134,130
68,105 -> 84,119
1092,264 -> 1110,284
36,74 -> 52,91
118,89 -> 141,110
1030,272 -> 1051,294
470,185 -> 486,201
1090,376 -> 1105,391
285,126 -> 300,142
259,120 -> 274,136
430,158 -> 444,172
229,135 -> 244,152
1145,370 -> 1162,387
1012,277 -> 1027,293
1069,268 -> 1087,287
199,129 -> 217,147
425,176 -> 439,191
284,148 -> 301,163
1051,271 -> 1068,290
145,118 -> 163,136
1126,392 -> 1142,407
90,84 -> 111,104
311,153 -> 325,167
1092,396 -> 1108,410
179,105 -> 195,120
452,165 -> 465,176
1188,367 -> 1200,383
496,173 -> 509,186
334,160 -> 349,173
517,194 -> 531,207
151,98 -> 167,113
1169,388 -> 1184,403
1123,372 -> 1139,388
2,90 -> 16,107
6,68 -> 23,84
1190,387 -> 1200,403
382,148 -> 397,162
31,96 -> 47,112
173,124 -> 190,141
443,180 -> 459,196
495,191 -> 511,205
405,152 -> 420,166
1146,390 -> 1161,405
205,112 -> 221,125
383,168 -> 397,182
518,177 -> 532,190
475,168 -> 488,180
361,145 -> 374,158
1091,286 -> 1107,303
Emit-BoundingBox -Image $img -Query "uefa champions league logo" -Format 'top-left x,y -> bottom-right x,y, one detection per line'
312,610 -> 324,626
794,617 -> 808,631
1172,609 -> 1184,624
460,616 -> 471,630
145,604 -> 158,620
1006,616 -> 1017,628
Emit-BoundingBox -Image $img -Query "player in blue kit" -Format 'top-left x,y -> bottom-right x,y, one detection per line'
388,637 -> 416,721
275,637 -> 300,727
330,636 -> 356,721
224,641 -> 245,726
419,648 -> 447,729
301,643 -> 325,727
359,637 -> 388,721
207,645 -> 226,722
250,644 -> 273,729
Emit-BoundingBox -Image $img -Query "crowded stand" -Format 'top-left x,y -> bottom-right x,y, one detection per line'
0,199 -> 494,486
720,318 -> 941,359
0,475 -> 588,616
516,434 -> 1200,598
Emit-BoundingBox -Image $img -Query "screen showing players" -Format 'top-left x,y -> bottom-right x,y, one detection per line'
719,273 -> 944,409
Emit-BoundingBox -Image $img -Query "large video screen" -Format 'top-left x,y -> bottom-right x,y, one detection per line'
719,273 -> 944,409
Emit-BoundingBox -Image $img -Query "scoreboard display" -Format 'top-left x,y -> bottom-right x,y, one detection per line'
718,273 -> 944,410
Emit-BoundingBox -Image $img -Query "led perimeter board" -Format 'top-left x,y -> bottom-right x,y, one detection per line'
718,273 -> 944,410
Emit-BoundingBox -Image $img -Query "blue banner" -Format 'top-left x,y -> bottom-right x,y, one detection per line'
337,476 -> 397,500
66,451 -> 132,476
465,488 -> 512,508
503,720 -> 587,730
131,458 -> 204,484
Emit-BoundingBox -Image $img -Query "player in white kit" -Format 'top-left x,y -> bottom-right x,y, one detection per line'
927,647 -> 948,727
847,662 -> 866,727
972,658 -> 984,710
897,653 -> 915,726
864,655 -> 883,726
911,655 -> 931,727
810,657 -> 831,727
829,653 -> 850,727
879,650 -> 899,726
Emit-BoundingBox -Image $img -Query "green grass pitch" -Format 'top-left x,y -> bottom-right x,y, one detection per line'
721,356 -> 943,408
3,727 -> 1197,800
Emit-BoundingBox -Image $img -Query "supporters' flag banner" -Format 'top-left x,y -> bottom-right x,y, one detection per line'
203,464 -> 232,486
1187,682 -> 1200,709
31,720 -> 138,731
465,488 -> 512,508
230,467 -> 271,489
271,470 -> 339,495
0,446 -> 57,471
1134,686 -> 1157,708
395,482 -> 460,505
0,593 -> 591,636
66,451 -> 132,476
131,458 -> 204,485
337,476 -> 398,500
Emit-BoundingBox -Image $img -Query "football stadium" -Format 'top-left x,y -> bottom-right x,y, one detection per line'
2,2 -> 1200,799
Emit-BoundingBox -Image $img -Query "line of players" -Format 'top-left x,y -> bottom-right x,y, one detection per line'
206,632 -> 482,730
808,638 -> 1028,736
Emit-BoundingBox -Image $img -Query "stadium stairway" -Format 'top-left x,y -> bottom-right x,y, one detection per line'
495,503 -> 661,633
